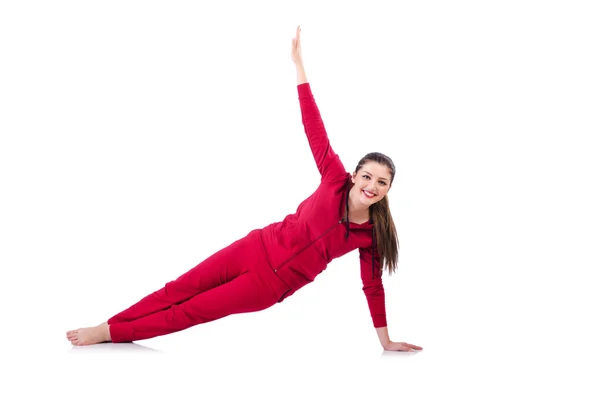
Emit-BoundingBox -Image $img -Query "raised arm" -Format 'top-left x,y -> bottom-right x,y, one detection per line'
291,26 -> 346,182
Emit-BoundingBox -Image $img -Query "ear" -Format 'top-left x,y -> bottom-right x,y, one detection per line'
351,172 -> 357,183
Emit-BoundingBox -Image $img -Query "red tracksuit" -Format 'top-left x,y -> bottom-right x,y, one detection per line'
107,83 -> 387,342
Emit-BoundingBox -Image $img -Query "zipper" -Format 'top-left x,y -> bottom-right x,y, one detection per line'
274,219 -> 343,273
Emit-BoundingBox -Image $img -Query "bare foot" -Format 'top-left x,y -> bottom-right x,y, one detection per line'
66,322 -> 111,346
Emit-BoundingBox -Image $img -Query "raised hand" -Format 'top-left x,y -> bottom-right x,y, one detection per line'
291,25 -> 303,66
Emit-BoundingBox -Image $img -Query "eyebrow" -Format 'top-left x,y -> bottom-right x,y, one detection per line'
362,171 -> 389,182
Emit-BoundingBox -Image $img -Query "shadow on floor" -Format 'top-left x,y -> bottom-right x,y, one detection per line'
68,342 -> 164,354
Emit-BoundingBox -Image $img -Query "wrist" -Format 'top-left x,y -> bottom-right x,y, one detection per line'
296,67 -> 308,85
376,326 -> 391,348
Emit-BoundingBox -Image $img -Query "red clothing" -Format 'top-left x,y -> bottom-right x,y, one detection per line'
106,82 -> 386,343
108,229 -> 290,342
260,82 -> 387,328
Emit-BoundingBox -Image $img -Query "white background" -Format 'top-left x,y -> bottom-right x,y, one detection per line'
1,0 -> 599,395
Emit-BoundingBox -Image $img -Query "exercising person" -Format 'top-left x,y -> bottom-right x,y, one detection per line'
66,26 -> 422,352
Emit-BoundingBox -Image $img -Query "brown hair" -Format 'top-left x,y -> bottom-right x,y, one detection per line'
354,152 -> 399,275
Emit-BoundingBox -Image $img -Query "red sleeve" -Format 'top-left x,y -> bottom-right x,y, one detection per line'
297,83 -> 347,182
359,246 -> 387,328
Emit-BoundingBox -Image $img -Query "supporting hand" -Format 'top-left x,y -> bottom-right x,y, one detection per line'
382,341 -> 423,352
376,327 -> 422,352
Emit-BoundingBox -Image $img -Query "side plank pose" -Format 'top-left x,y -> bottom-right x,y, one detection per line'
66,26 -> 422,352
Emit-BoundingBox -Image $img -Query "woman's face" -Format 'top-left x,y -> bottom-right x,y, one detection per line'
351,161 -> 393,207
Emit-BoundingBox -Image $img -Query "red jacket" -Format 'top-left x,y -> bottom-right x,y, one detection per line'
259,83 -> 387,328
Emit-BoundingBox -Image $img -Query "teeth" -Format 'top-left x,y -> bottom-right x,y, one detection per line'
364,190 -> 375,197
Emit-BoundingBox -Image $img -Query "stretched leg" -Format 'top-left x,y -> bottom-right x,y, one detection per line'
107,232 -> 255,324
109,271 -> 279,342
66,230 -> 281,345
67,250 -> 240,346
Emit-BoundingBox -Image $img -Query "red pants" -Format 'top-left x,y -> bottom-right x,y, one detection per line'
107,229 -> 290,342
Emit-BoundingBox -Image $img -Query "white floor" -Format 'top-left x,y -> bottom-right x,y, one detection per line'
7,276 -> 599,396
15,335 -> 598,396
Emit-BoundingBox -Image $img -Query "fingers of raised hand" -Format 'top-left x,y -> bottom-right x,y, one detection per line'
295,26 -> 301,45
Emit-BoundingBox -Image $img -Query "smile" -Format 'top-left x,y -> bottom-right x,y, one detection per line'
362,190 -> 376,199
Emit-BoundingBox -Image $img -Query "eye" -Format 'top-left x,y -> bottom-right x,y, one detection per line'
362,175 -> 370,180
378,181 -> 387,186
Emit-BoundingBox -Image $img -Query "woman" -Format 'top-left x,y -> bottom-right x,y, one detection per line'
66,26 -> 422,352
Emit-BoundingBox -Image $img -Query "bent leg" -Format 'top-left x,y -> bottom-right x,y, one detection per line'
108,231 -> 259,324
109,272 -> 278,342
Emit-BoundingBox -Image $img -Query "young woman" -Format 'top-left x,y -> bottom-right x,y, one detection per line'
66,26 -> 422,352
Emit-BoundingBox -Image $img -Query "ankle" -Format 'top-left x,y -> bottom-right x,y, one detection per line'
102,323 -> 112,342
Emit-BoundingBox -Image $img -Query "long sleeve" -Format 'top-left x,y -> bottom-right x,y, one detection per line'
359,246 -> 387,328
297,83 -> 347,182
